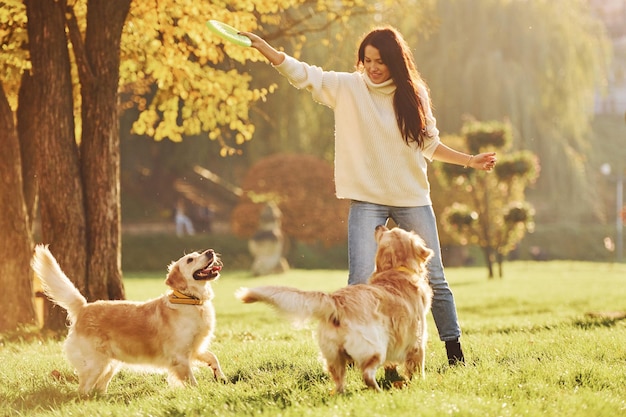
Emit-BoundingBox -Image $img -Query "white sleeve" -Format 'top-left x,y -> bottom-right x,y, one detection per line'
273,55 -> 339,109
418,84 -> 441,160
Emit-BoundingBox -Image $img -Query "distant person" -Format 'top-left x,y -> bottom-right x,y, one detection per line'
175,200 -> 195,237
197,205 -> 216,234
241,26 -> 496,366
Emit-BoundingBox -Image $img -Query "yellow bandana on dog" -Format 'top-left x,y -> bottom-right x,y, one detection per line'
169,290 -> 203,305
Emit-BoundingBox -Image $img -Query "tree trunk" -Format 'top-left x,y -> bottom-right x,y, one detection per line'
78,0 -> 131,300
25,0 -> 88,330
0,85 -> 37,332
482,246 -> 494,279
17,72 -> 39,231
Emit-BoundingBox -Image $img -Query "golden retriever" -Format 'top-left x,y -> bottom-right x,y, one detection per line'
236,225 -> 434,393
31,245 -> 226,395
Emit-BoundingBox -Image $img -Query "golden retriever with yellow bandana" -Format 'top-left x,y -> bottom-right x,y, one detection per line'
31,245 -> 226,395
236,225 -> 433,393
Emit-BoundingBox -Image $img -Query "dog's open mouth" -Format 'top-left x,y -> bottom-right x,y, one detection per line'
193,254 -> 223,281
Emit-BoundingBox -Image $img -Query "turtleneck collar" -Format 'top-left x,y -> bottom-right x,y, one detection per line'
362,72 -> 396,95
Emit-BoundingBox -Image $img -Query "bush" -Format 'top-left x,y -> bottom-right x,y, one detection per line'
121,232 -> 348,272
122,233 -> 251,272
231,153 -> 349,246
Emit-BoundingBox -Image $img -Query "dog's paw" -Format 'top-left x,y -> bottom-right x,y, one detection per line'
392,380 -> 407,389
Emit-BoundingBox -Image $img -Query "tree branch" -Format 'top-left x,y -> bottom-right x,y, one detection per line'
64,3 -> 95,85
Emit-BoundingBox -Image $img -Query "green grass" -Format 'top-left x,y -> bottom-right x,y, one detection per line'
2,262 -> 625,416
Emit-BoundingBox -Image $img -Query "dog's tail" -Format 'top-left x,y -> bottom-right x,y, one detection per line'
236,286 -> 336,325
31,244 -> 87,323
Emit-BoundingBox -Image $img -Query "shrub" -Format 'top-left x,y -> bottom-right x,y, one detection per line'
121,232 -> 348,272
231,153 -> 349,247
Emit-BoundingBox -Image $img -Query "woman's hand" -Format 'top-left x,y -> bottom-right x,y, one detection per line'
238,32 -> 285,65
238,32 -> 264,48
470,152 -> 497,171
432,144 -> 497,171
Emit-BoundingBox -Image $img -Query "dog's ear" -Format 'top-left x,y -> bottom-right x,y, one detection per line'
419,246 -> 434,263
413,236 -> 434,264
165,264 -> 188,291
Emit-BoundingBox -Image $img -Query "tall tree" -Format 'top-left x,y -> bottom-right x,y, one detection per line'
1,0 -> 131,330
77,0 -> 130,301
24,0 -> 90,330
401,0 -> 610,222
0,1 -> 36,332
0,84 -> 36,332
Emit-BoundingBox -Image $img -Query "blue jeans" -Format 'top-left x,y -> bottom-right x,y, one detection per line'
347,201 -> 461,342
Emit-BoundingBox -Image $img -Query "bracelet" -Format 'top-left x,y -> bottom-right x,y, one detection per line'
464,155 -> 474,169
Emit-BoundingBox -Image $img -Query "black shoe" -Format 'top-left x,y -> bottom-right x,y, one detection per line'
383,366 -> 406,389
445,340 -> 465,366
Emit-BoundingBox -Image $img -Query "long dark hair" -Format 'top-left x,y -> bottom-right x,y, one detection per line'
357,27 -> 429,148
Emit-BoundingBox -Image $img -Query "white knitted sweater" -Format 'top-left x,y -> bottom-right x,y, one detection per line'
274,55 -> 441,207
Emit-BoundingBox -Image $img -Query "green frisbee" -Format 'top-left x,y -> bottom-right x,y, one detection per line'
206,20 -> 252,47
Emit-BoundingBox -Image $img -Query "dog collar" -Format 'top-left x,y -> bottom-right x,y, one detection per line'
169,290 -> 203,305
395,266 -> 416,274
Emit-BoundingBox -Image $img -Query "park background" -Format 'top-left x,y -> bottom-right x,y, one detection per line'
1,0 -> 625,331
1,1 -> 626,415
118,0 -> 626,270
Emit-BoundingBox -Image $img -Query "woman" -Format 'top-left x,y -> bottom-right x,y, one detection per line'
241,26 -> 496,366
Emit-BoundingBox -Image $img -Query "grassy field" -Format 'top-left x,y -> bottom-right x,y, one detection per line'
1,261 -> 625,416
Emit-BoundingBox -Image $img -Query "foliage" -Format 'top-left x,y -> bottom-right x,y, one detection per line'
2,262 -> 626,416
494,150 -> 540,184
1,0 -> 405,152
231,153 -> 349,246
437,120 -> 539,278
0,0 -> 29,109
461,119 -> 512,154
119,0 -> 404,154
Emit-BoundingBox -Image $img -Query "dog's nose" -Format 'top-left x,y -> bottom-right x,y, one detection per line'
203,249 -> 215,259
